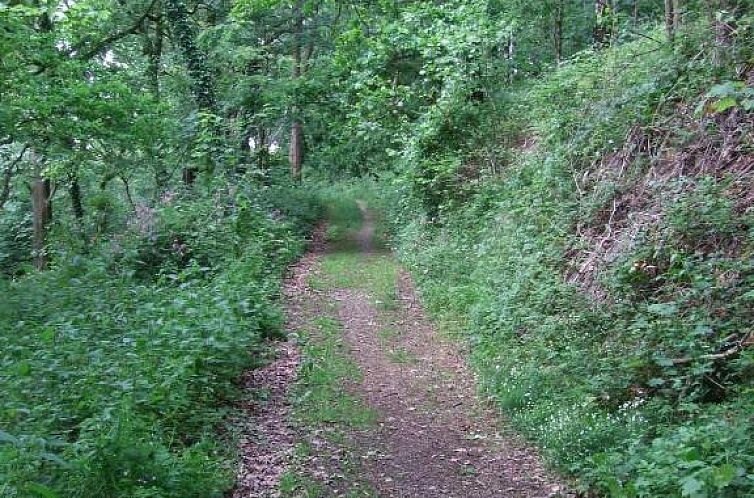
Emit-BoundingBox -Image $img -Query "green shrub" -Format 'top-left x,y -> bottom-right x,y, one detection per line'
0,186 -> 319,497
380,27 -> 754,497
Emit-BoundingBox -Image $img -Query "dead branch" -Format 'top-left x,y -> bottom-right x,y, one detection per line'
671,330 -> 754,365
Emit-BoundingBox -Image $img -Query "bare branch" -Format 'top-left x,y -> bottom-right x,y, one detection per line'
670,330 -> 754,365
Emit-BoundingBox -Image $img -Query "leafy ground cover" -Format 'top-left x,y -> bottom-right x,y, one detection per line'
0,186 -> 321,498
376,27 -> 754,498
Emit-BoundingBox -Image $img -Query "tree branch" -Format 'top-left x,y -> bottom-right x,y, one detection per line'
671,330 -> 754,365
77,0 -> 159,60
1,144 -> 29,210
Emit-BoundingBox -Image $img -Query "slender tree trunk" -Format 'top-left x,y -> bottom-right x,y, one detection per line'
289,0 -> 305,183
289,122 -> 303,182
665,0 -> 676,41
594,0 -> 611,47
0,166 -> 12,210
120,176 -> 136,211
710,0 -> 734,67
554,1 -> 564,64
145,16 -> 170,192
146,14 -> 163,100
1,144 -> 27,210
70,175 -> 84,222
164,0 -> 215,184
504,32 -> 515,83
257,126 -> 269,175
31,169 -> 52,271
69,173 -> 88,247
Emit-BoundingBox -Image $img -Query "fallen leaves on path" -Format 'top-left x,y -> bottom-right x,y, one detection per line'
233,213 -> 572,497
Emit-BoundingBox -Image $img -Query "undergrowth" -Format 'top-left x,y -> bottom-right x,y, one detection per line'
377,25 -> 754,498
0,185 -> 322,497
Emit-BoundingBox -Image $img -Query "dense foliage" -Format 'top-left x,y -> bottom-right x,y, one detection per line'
1,0 -> 323,496
368,5 -> 754,498
3,0 -> 754,496
1,186 -> 321,497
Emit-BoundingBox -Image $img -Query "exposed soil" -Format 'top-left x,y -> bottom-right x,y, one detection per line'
234,208 -> 568,497
331,278 -> 564,497
232,226 -> 327,498
355,200 -> 375,253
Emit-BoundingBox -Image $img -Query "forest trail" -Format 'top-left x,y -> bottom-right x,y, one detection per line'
234,202 -> 566,497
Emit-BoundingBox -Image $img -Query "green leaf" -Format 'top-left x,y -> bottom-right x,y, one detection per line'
24,483 -> 60,498
0,430 -> 19,445
706,82 -> 736,98
680,476 -> 705,497
17,361 -> 32,377
647,302 -> 678,317
40,452 -> 71,468
711,464 -> 737,489
711,96 -> 737,113
655,357 -> 675,367
41,327 -> 56,344
741,289 -> 754,301
682,448 -> 700,462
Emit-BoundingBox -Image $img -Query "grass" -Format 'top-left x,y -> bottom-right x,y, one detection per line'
314,253 -> 399,308
386,347 -> 419,365
282,195 -> 407,496
377,27 -> 754,497
283,298 -> 377,497
0,190 -> 317,498
291,316 -> 376,428
377,327 -> 399,345
309,193 -> 400,310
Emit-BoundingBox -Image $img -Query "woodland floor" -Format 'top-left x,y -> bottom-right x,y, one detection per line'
231,202 -> 568,498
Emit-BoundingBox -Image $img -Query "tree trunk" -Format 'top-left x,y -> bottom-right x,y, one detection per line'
31,174 -> 52,270
69,173 -> 88,247
146,14 -> 163,100
289,0 -> 305,183
256,126 -> 270,175
504,32 -> 516,83
70,175 -> 84,222
594,0 -> 611,47
0,166 -> 12,210
289,121 -> 303,182
554,1 -> 564,64
164,0 -> 215,184
1,144 -> 27,210
146,15 -> 170,192
711,0 -> 734,67
665,0 -> 676,41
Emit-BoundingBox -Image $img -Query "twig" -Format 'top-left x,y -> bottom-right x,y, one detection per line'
626,29 -> 664,44
671,330 -> 754,365
605,198 -> 618,237
705,375 -> 726,391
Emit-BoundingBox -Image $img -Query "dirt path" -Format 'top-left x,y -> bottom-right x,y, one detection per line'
234,204 -> 567,497
232,226 -> 327,498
